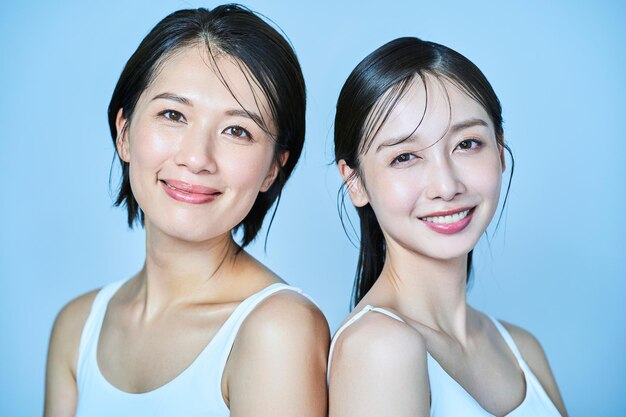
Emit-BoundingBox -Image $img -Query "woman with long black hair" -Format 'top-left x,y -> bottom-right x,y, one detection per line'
328,37 -> 567,417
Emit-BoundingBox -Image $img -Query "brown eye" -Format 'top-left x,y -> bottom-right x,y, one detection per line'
223,125 -> 252,140
161,110 -> 186,123
456,139 -> 481,151
391,153 -> 417,166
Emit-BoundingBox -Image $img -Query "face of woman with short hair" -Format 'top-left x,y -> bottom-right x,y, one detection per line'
344,75 -> 505,262
115,44 -> 283,243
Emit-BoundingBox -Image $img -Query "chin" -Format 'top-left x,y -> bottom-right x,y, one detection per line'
146,214 -> 234,243
397,234 -> 479,263
432,249 -> 473,262
415,244 -> 474,262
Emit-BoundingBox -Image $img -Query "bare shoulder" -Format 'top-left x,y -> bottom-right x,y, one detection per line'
500,320 -> 553,379
241,289 -> 330,341
500,320 -> 568,416
329,311 -> 429,416
57,289 -> 100,319
499,321 -> 545,365
45,289 -> 100,417
50,289 -> 100,361
333,310 -> 427,365
225,289 -> 329,416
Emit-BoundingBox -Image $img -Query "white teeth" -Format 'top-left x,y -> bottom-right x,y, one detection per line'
422,209 -> 470,224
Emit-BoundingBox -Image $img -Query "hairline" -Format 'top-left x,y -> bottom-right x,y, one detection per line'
356,71 -> 502,165
123,40 -> 279,146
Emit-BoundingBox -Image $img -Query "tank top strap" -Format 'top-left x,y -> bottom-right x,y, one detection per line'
487,315 -> 526,366
76,279 -> 127,387
327,305 -> 405,382
368,306 -> 406,322
213,282 -> 310,377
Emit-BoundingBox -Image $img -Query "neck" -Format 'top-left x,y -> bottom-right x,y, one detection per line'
377,240 -> 470,343
134,220 -> 241,313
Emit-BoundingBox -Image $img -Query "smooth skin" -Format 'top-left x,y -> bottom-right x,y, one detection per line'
44,45 -> 329,417
329,76 -> 567,417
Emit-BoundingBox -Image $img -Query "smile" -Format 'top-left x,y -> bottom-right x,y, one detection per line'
420,209 -> 470,224
160,180 -> 222,204
418,207 -> 475,235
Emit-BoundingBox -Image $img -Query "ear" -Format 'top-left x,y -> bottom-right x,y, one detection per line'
338,159 -> 369,207
498,136 -> 506,173
115,108 -> 130,163
260,151 -> 290,192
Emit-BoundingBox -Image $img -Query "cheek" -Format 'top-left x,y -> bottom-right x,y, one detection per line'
464,153 -> 503,202
128,122 -> 175,171
367,168 -> 422,216
220,145 -> 275,191
126,123 -> 179,211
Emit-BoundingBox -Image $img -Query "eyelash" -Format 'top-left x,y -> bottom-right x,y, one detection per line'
223,125 -> 253,141
391,153 -> 418,166
158,109 -> 186,123
456,138 -> 483,151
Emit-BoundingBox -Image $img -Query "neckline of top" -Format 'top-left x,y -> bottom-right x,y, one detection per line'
355,305 -> 530,416
93,281 -> 288,396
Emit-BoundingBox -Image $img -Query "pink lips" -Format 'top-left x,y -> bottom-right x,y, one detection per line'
160,179 -> 221,204
419,207 -> 475,235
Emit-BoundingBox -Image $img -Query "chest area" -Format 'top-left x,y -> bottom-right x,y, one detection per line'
96,302 -> 237,394
425,334 -> 527,417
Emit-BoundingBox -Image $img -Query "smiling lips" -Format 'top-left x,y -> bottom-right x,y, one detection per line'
161,179 -> 222,204
419,207 -> 475,234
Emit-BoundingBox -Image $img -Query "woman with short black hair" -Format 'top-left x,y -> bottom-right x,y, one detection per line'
44,6 -> 328,417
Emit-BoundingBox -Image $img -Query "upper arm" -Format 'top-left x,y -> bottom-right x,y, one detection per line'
502,321 -> 568,417
328,314 -> 430,417
226,291 -> 330,417
44,290 -> 98,417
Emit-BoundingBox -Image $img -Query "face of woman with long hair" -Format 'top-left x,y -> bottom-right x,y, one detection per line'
344,75 -> 505,262
115,44 -> 283,243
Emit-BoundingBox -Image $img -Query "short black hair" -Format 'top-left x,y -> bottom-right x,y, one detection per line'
108,4 -> 306,247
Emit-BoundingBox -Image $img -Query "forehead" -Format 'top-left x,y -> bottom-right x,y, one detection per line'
365,75 -> 493,152
141,44 -> 274,129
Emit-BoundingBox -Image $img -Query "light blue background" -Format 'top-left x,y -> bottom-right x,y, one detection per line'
1,1 -> 624,415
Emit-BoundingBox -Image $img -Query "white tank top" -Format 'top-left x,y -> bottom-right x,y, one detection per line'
328,305 -> 562,417
75,279 -> 312,417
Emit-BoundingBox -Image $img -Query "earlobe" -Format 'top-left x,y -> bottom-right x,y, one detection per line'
115,108 -> 130,163
338,159 -> 369,207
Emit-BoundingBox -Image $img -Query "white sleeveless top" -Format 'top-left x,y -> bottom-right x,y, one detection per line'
75,279 -> 312,417
328,305 -> 562,417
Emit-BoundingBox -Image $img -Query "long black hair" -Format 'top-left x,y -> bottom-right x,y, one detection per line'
334,37 -> 513,307
108,4 -> 306,248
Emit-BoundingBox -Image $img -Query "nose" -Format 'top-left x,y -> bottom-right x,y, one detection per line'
425,157 -> 465,201
174,125 -> 217,174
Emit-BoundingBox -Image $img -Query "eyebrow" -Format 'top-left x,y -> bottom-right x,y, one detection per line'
375,118 -> 489,153
449,118 -> 489,134
225,109 -> 265,130
151,92 -> 192,106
